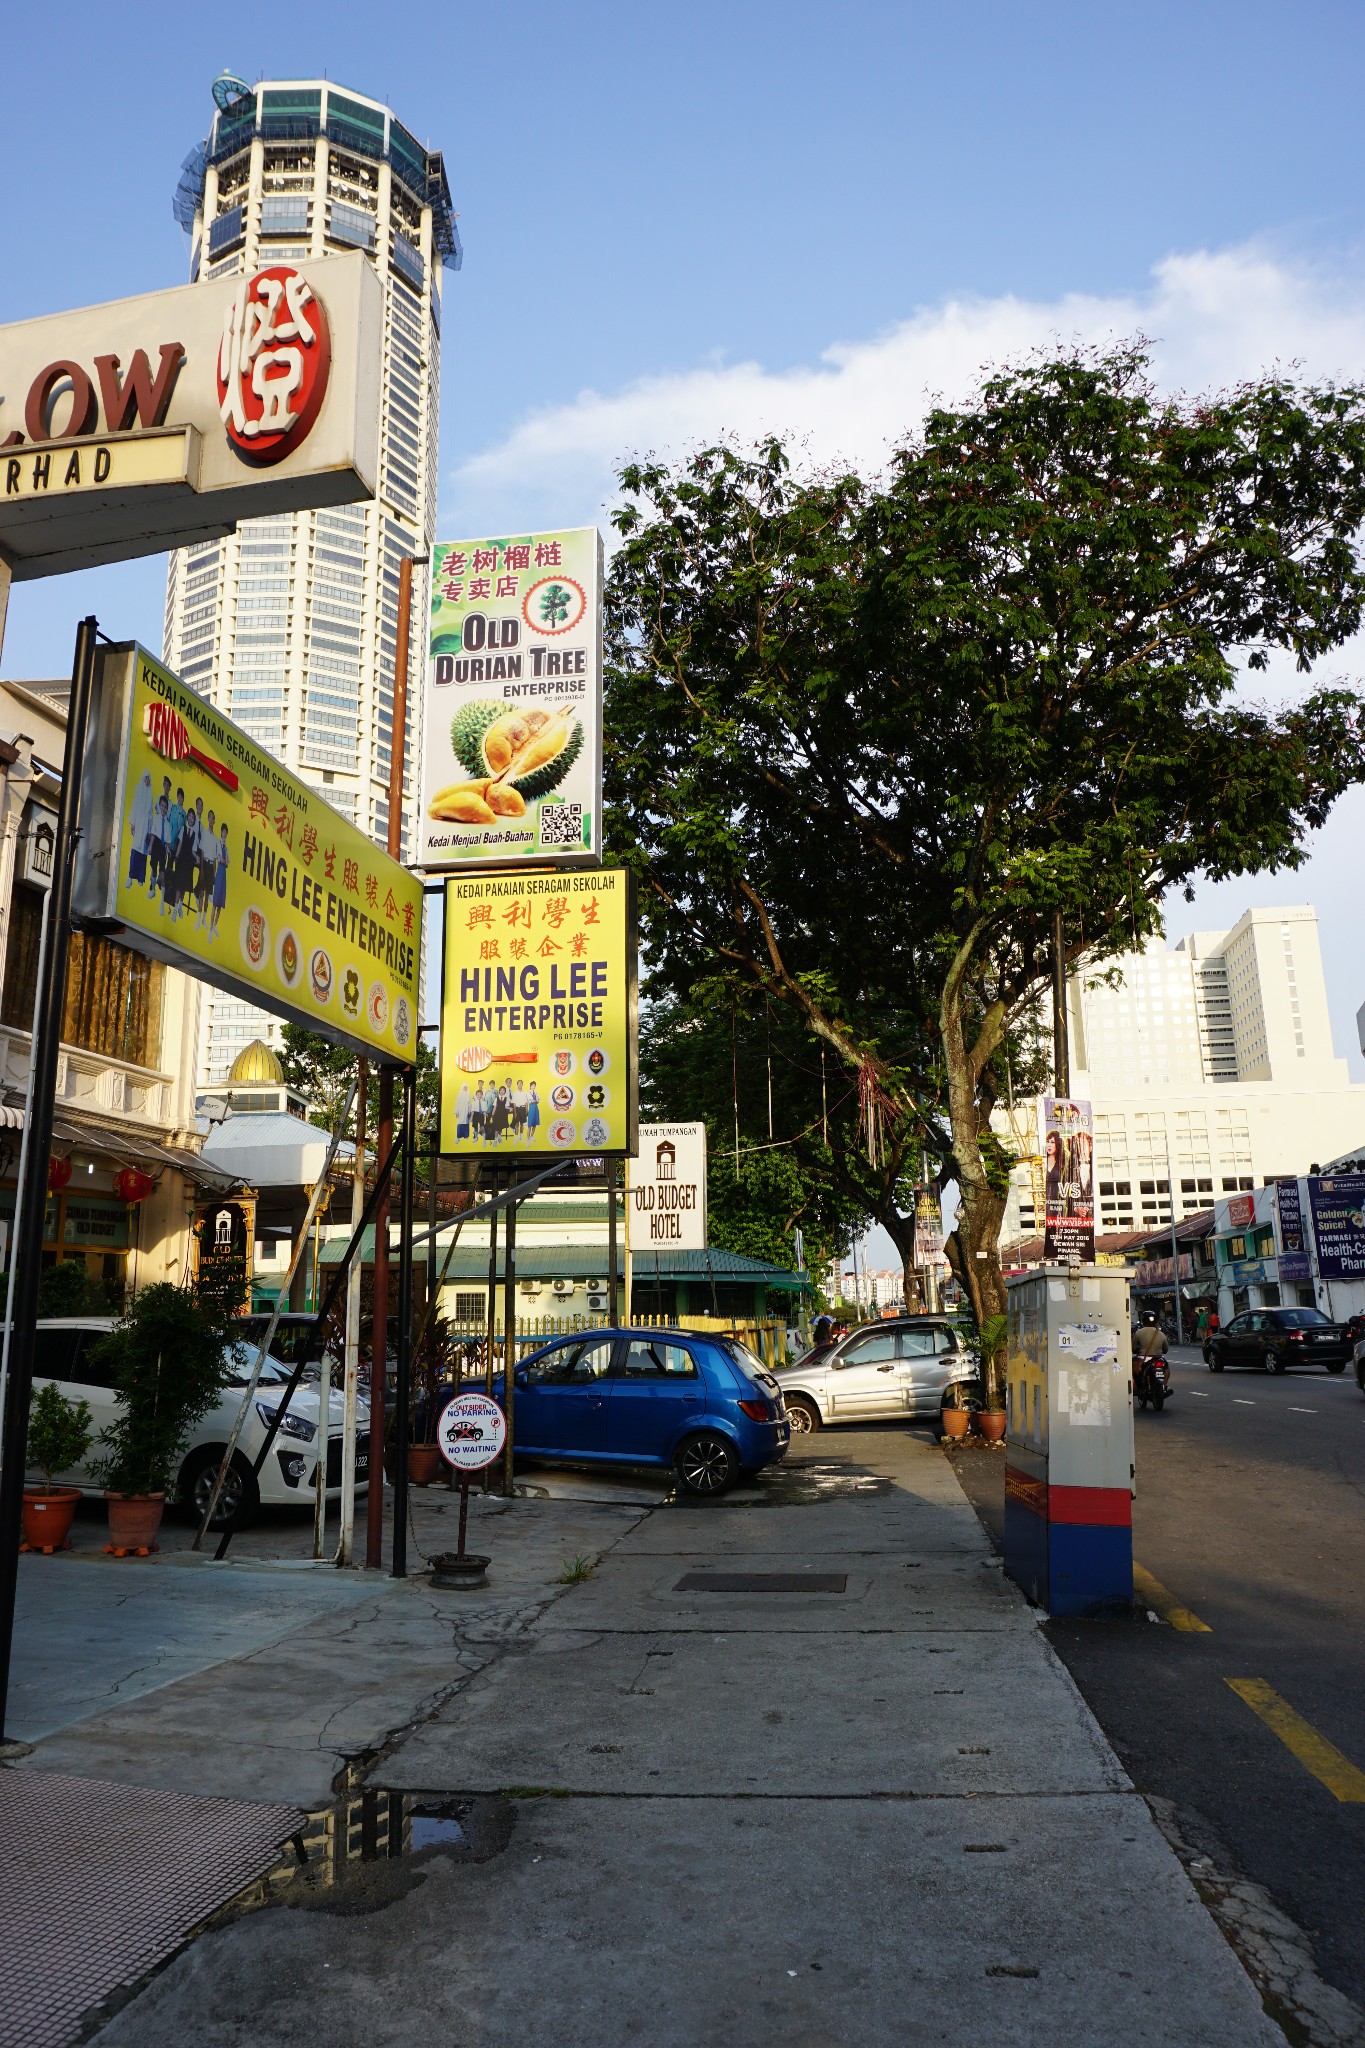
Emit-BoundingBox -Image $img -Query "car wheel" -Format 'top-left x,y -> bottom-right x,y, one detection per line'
674,1432 -> 739,1499
1203,1347 -> 1213,1368
785,1396 -> 821,1435
1326,1361 -> 1347,1375
1209,1352 -> 1224,1372
184,1449 -> 260,1530
1264,1347 -> 1286,1375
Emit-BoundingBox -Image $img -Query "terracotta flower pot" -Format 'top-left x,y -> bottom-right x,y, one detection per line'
22,1486 -> 82,1552
407,1443 -> 444,1486
105,1492 -> 165,1551
978,1410 -> 1007,1442
941,1407 -> 972,1439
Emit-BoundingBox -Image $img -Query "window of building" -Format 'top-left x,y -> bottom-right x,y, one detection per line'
2,895 -> 163,1066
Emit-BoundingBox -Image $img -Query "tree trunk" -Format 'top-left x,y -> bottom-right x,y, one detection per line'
939,933 -> 1010,1405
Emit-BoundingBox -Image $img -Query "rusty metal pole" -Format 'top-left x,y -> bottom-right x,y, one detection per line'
501,1184 -> 517,1497
367,553 -> 419,1567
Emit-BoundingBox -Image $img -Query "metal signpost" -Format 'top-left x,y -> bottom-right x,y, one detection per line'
434,1391 -> 507,1586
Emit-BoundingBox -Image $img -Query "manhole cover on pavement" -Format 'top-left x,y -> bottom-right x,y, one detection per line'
0,1770 -> 304,2048
673,1572 -> 849,1594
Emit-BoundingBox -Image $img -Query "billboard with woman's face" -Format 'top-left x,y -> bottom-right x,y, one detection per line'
1039,1097 -> 1096,1263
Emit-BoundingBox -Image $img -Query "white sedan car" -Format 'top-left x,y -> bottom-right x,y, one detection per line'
24,1316 -> 370,1527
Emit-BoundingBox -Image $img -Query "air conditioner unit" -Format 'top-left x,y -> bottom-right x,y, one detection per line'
585,1291 -> 609,1313
519,1279 -> 542,1296
551,1278 -> 574,1297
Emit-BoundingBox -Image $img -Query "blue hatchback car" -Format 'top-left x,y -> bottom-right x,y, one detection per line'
497,1327 -> 790,1497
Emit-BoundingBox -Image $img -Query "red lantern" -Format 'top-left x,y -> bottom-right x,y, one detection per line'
114,1167 -> 153,1204
47,1156 -> 72,1193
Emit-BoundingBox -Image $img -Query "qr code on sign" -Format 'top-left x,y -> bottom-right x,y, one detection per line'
539,802 -> 584,849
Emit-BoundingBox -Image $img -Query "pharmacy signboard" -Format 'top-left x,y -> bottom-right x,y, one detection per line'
72,645 -> 422,1064
420,528 -> 603,871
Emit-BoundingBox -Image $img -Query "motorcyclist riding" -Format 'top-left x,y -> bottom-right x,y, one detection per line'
1133,1311 -> 1172,1411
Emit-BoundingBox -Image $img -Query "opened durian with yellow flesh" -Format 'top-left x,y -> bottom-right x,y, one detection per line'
428,701 -> 584,824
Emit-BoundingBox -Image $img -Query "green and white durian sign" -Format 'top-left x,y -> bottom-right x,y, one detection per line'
420,527 -> 604,871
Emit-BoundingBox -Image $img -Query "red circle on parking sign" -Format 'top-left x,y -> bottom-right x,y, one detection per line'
436,1391 -> 507,1473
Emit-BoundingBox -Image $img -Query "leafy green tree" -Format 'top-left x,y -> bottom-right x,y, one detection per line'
27,1382 -> 93,1491
604,346 -> 1365,1399
278,1025 -> 441,1153
641,990 -> 896,1295
37,1259 -> 115,1316
89,1284 -> 234,1498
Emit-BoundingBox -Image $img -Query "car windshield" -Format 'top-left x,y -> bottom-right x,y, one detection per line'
1273,1309 -> 1331,1329
222,1344 -> 294,1386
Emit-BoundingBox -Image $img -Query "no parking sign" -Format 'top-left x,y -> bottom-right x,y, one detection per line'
436,1391 -> 507,1474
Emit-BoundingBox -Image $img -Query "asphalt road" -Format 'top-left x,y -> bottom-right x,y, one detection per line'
953,1342 -> 1365,2016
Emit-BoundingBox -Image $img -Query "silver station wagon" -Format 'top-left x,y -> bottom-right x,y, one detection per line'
774,1317 -> 982,1433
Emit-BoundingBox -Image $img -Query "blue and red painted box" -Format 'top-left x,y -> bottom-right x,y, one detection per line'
1004,1452 -> 1133,1618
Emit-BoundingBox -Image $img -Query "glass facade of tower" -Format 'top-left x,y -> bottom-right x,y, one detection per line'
167,80 -> 457,1085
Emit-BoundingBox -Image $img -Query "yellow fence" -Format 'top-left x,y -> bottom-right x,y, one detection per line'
439,1314 -> 790,1370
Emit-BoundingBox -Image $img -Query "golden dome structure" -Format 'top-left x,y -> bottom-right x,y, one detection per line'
228,1039 -> 285,1087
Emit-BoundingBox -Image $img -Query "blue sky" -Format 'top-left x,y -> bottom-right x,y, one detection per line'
2,0 -> 1363,1109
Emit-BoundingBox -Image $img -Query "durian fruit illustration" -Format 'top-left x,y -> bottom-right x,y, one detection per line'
428,701 -> 583,824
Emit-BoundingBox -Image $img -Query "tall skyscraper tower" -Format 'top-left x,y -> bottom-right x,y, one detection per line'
167,76 -> 457,1084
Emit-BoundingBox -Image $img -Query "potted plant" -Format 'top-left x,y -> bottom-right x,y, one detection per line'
978,1402 -> 1007,1442
22,1383 -> 92,1552
941,1383 -> 972,1440
89,1283 -> 234,1552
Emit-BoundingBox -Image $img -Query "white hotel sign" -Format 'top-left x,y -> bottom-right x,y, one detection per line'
0,251 -> 382,585
628,1121 -> 708,1251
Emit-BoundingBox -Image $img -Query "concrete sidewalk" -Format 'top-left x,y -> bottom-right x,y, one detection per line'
14,1485 -> 647,1807
84,1431 -> 1282,2047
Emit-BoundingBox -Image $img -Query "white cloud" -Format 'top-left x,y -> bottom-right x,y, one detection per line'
442,242 -> 1365,536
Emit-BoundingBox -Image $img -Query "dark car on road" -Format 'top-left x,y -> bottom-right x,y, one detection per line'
1204,1307 -> 1351,1375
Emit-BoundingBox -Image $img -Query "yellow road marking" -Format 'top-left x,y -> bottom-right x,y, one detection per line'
1226,1680 -> 1365,1802
1133,1562 -> 1212,1632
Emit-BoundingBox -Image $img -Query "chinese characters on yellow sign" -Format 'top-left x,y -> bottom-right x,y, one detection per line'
420,528 -> 603,871
74,646 -> 422,1064
439,869 -> 636,1156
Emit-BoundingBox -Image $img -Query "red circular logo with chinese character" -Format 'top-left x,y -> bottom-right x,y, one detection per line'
217,265 -> 332,467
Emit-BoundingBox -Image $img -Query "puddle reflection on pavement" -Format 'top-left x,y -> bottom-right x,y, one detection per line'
724,1454 -> 893,1507
240,1788 -> 515,1917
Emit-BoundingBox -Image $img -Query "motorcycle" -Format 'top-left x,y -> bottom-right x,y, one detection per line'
1134,1354 -> 1171,1411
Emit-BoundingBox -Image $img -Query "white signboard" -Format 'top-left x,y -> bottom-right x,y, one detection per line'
420,528 -> 603,871
0,252 -> 382,582
628,1121 -> 708,1250
436,1391 -> 507,1473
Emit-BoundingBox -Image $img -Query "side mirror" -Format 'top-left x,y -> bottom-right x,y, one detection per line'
514,1368 -> 529,1388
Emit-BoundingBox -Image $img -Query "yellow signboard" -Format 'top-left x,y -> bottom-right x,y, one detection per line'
439,869 -> 637,1156
1,429 -> 195,506
73,646 -> 422,1064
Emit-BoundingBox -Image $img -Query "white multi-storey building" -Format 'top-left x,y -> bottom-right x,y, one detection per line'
165,76 -> 457,1085
1003,906 -> 1365,1243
